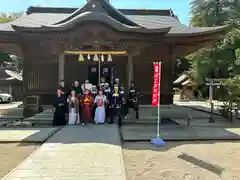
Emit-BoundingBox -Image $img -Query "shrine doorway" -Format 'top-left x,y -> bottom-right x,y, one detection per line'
63,53 -> 128,88
88,64 -> 116,86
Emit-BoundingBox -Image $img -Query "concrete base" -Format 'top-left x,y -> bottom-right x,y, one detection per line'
121,125 -> 240,141
0,127 -> 60,142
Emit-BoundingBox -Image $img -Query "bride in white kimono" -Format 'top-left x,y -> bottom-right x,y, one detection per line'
67,89 -> 80,125
94,90 -> 107,124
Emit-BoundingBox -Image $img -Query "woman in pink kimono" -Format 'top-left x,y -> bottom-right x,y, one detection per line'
94,90 -> 107,124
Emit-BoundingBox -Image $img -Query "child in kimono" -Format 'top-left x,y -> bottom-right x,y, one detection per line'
80,89 -> 93,124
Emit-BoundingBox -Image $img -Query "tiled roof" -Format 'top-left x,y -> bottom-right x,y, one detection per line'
0,9 -> 228,35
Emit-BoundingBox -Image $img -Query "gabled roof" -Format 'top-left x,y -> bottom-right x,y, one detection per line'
11,11 -> 171,33
0,0 -> 229,36
173,72 -> 197,86
173,73 -> 189,84
9,0 -> 171,34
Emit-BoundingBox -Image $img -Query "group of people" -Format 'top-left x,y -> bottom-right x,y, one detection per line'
53,77 -> 139,126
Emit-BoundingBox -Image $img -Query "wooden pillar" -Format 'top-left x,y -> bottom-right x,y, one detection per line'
161,60 -> 174,104
127,54 -> 133,88
159,45 -> 174,105
59,53 -> 64,82
8,85 -> 12,95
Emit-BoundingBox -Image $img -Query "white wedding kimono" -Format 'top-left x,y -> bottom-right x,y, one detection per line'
68,97 -> 80,125
94,95 -> 107,124
81,83 -> 93,92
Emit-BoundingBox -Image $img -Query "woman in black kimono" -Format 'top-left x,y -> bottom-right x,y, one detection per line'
53,88 -> 67,126
103,83 -> 112,120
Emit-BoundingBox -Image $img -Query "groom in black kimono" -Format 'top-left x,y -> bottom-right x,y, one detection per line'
53,88 -> 67,126
127,81 -> 139,119
109,85 -> 122,126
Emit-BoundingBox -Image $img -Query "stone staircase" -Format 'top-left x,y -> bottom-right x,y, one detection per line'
7,104 -> 225,127
123,105 -> 224,126
124,105 -> 184,125
24,109 -> 53,126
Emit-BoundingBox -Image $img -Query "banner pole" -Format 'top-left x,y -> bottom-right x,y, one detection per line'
98,57 -> 101,86
151,61 -> 165,146
157,62 -> 161,138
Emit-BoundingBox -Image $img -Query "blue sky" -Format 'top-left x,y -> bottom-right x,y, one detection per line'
0,0 -> 190,25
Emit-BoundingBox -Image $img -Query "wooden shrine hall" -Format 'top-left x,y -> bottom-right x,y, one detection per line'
0,0 -> 228,115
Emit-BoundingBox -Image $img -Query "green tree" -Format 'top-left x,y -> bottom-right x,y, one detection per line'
0,12 -> 22,23
189,0 -> 240,84
0,12 -> 24,71
173,57 -> 191,80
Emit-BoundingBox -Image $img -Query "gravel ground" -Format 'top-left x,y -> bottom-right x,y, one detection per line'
0,143 -> 40,179
122,141 -> 240,180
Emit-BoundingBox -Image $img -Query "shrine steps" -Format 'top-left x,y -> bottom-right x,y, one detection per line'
20,104 -> 218,126
125,105 -> 226,127
0,107 -> 23,117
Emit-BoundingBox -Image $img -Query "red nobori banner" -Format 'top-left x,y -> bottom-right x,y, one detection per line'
152,62 -> 161,106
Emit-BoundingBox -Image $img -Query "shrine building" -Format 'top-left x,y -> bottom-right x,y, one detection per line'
0,0 -> 228,115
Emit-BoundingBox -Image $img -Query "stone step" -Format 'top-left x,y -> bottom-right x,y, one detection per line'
35,114 -> 53,118
24,118 -> 53,126
0,107 -> 24,122
124,115 -> 228,127
39,109 -> 53,115
126,114 -> 224,120
136,108 -> 221,119
23,110 -> 53,126
123,120 -> 179,125
0,107 -> 23,116
0,115 -> 23,121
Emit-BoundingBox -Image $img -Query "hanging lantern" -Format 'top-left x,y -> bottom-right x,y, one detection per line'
101,54 -> 104,62
107,54 -> 112,62
87,54 -> 91,60
93,54 -> 99,62
78,54 -> 84,62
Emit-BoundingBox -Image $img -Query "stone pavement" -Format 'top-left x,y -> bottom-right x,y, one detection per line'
0,127 -> 60,142
2,125 -> 126,180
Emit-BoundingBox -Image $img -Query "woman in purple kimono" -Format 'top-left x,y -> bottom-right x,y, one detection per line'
94,90 -> 107,124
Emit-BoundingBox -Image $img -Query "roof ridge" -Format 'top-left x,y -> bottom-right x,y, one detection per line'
53,0 -> 139,26
26,6 -> 174,16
